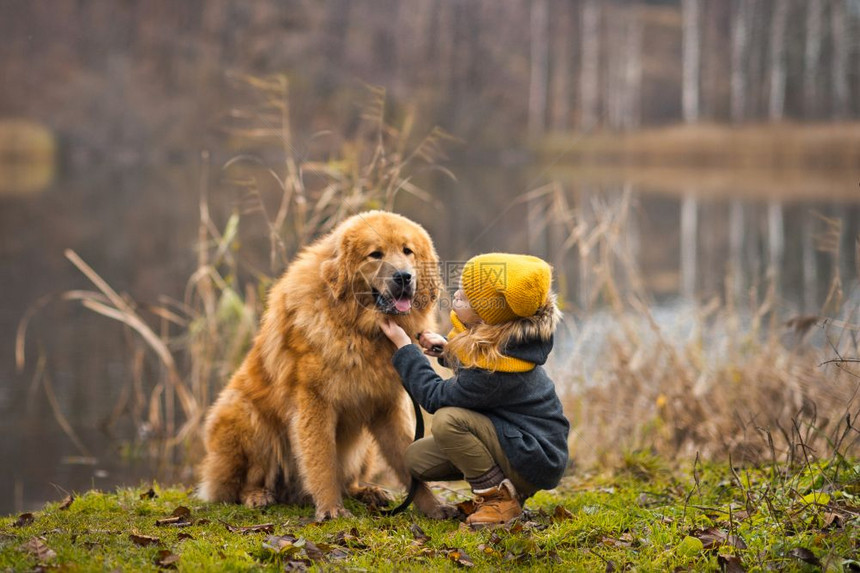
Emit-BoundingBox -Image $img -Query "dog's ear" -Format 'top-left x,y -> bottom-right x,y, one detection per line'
414,234 -> 441,310
321,251 -> 350,300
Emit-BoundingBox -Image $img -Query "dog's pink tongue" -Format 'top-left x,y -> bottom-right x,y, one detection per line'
394,298 -> 412,313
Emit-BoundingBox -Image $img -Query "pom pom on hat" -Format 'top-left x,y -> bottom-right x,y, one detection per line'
460,253 -> 552,325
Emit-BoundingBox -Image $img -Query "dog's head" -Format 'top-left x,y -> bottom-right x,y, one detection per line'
321,211 -> 441,316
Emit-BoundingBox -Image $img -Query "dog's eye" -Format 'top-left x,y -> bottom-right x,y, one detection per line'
403,247 -> 413,256
369,251 -> 384,259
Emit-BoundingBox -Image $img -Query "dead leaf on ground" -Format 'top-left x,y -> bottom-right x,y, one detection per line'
13,513 -> 34,527
220,520 -> 274,534
691,527 -> 747,551
788,547 -> 821,567
331,528 -> 366,549
58,494 -> 75,510
410,523 -> 430,544
129,533 -> 161,547
155,506 -> 192,527
552,505 -> 574,522
717,554 -> 746,573
21,537 -> 56,562
177,532 -> 194,541
139,488 -> 157,500
444,547 -> 475,568
154,549 -> 179,569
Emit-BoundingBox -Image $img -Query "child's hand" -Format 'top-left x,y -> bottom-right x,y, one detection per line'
379,318 -> 412,349
417,331 -> 447,357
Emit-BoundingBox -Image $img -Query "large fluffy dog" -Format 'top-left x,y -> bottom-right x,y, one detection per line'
198,211 -> 448,520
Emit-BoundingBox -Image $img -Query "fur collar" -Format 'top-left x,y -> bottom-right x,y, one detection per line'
444,294 -> 562,372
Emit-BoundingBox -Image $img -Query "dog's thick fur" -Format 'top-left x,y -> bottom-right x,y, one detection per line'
198,211 -> 448,520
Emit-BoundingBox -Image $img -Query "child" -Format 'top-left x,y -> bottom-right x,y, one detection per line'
379,253 -> 570,527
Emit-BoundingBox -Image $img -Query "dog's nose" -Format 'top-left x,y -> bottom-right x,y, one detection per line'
392,271 -> 412,286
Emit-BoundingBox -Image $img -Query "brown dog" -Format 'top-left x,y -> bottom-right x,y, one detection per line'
198,211 -> 449,520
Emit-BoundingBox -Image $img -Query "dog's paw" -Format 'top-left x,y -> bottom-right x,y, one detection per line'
241,488 -> 276,508
348,485 -> 392,508
315,506 -> 353,521
421,502 -> 461,520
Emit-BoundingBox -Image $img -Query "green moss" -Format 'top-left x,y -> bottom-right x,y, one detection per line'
1,459 -> 858,571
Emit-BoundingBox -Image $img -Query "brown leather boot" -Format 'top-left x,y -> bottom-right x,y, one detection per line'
465,479 -> 522,527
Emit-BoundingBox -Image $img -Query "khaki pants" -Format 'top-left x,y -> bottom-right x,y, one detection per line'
404,407 -> 537,499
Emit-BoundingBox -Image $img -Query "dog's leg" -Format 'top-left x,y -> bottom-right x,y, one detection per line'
291,392 -> 351,520
368,408 -> 457,519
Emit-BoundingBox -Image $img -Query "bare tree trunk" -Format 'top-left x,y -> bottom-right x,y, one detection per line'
529,0 -> 550,138
549,0 -> 573,132
802,210 -> 818,312
681,0 -> 700,299
580,0 -> 600,131
767,201 -> 784,291
803,0 -> 823,118
730,0 -> 750,123
623,7 -> 643,130
682,0 -> 700,123
681,195 -> 698,299
606,9 -> 624,130
831,0 -> 850,119
729,199 -> 744,300
768,0 -> 789,121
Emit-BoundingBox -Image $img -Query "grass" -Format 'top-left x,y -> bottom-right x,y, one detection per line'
1,456 -> 858,571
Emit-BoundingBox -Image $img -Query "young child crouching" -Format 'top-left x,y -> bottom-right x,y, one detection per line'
379,253 -> 570,527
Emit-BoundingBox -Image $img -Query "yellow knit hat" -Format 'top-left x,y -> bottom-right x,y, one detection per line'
460,253 -> 552,325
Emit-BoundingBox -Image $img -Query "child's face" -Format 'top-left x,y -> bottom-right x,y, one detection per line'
452,288 -> 482,326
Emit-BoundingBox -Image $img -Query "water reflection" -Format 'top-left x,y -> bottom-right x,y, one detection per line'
0,160 -> 857,513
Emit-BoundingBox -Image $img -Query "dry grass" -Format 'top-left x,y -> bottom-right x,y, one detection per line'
532,187 -> 860,469
17,77 -> 453,460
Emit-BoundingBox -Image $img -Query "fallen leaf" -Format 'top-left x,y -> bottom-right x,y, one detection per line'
410,523 -> 430,544
139,488 -> 157,500
331,528 -> 365,549
21,537 -> 56,562
155,507 -> 192,527
154,549 -> 179,569
691,528 -> 747,551
220,520 -> 274,534
788,547 -> 820,567
717,554 -> 746,573
800,492 -> 830,507
552,505 -> 574,522
58,495 -> 75,510
129,533 -> 161,547
676,536 -> 704,557
177,532 -> 194,541
13,513 -> 34,527
822,512 -> 843,529
299,539 -> 324,561
446,547 -> 475,567
263,534 -> 300,555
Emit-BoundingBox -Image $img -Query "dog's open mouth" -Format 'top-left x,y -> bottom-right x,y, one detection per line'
372,287 -> 414,315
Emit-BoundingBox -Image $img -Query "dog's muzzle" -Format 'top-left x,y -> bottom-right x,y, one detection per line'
374,270 -> 415,314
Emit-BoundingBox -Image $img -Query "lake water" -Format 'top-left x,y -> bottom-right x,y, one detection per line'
1,157 -> 858,513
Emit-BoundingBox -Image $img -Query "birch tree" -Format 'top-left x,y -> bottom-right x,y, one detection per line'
681,0 -> 700,299
768,0 -> 789,121
528,0 -> 550,138
580,0 -> 600,132
803,0 -> 823,118
730,0 -> 750,123
682,0 -> 700,123
831,0 -> 850,118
